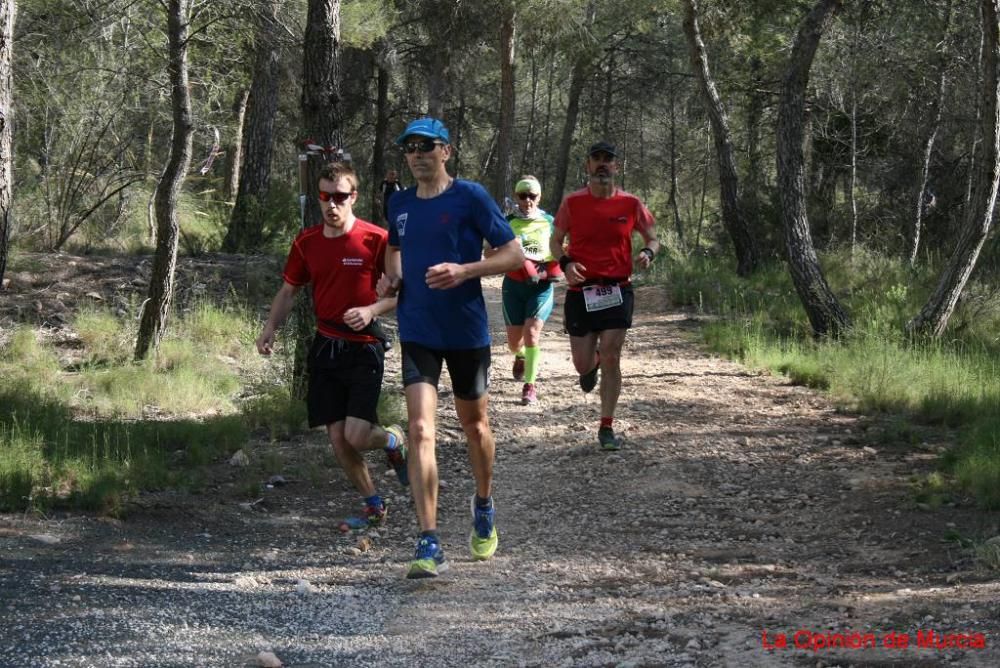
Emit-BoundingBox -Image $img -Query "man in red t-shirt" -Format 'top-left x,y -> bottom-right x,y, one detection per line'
549,141 -> 660,451
256,162 -> 407,526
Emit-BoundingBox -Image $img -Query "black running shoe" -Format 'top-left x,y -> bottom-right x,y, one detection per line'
579,354 -> 600,393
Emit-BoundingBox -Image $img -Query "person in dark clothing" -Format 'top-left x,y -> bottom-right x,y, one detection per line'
380,169 -> 402,222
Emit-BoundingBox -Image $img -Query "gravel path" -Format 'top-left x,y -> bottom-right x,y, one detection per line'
2,278 -> 999,667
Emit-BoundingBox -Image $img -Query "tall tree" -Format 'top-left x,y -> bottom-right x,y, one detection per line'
908,0 -> 1000,337
222,0 -> 282,252
547,0 -> 596,212
0,0 -> 13,288
909,0 -> 954,266
493,0 -> 516,203
301,0 -> 341,228
222,88 -> 249,202
135,0 -> 194,359
370,38 -> 391,225
292,0 -> 342,397
682,0 -> 759,276
776,0 -> 850,338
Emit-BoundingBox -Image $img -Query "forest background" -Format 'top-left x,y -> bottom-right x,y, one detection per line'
1,0 -> 1000,520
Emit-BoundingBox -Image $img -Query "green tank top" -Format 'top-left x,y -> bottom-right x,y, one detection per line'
508,212 -> 555,261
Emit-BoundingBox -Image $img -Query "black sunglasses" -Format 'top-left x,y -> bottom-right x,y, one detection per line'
517,192 -> 538,201
402,139 -> 443,154
318,190 -> 353,204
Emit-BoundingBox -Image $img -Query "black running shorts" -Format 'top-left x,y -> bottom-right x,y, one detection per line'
563,285 -> 635,337
400,342 -> 491,401
307,334 -> 385,428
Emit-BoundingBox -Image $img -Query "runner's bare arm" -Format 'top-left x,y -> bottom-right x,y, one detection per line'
343,296 -> 397,331
549,226 -> 586,286
377,246 -> 402,298
635,203 -> 660,270
425,238 -> 524,290
256,281 -> 303,355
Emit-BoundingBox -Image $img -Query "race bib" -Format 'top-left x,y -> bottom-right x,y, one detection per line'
583,284 -> 623,312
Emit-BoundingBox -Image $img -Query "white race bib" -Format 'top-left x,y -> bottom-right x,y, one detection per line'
582,284 -> 623,312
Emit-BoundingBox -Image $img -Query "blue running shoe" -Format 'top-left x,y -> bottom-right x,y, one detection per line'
469,496 -> 498,560
407,535 -> 448,579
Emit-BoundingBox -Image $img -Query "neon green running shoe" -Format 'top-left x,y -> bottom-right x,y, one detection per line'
469,495 -> 498,560
406,535 -> 448,579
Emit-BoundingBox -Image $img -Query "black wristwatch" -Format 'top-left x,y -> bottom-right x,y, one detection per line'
639,247 -> 655,262
558,255 -> 573,272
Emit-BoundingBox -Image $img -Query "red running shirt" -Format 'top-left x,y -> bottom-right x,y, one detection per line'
554,187 -> 656,282
282,219 -> 387,342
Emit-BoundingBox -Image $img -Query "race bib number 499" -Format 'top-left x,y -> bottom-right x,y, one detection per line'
582,284 -> 623,312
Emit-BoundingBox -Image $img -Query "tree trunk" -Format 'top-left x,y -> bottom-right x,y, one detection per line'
909,0 -> 954,266
0,0 -> 14,288
520,46 -> 539,175
222,88 -> 249,202
667,73 -> 685,250
135,0 -> 193,360
540,52 -> 555,186
744,56 -> 764,247
601,48 -> 615,138
371,40 -> 390,225
222,0 -> 281,252
300,0 -> 342,228
293,0 -> 342,398
547,2 -> 595,212
493,3 -> 516,203
683,0 -> 759,277
776,0 -> 849,338
849,93 -> 858,255
967,20 -> 986,211
908,0 -> 1000,338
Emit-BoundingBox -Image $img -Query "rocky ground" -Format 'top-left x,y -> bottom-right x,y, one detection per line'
1,254 -> 999,667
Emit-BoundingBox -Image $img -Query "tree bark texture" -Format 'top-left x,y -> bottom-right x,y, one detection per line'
908,0 -> 1000,338
135,0 -> 193,360
223,0 -> 281,252
683,0 -> 758,277
493,3 -> 516,203
776,0 -> 849,338
0,0 -> 14,288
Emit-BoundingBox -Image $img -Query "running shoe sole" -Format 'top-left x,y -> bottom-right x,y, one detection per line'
407,558 -> 449,579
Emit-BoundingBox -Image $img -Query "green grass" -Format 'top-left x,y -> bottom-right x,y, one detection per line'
658,248 -> 1000,508
0,298 -> 286,512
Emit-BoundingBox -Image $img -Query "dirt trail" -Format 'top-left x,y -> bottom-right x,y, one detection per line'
1,263 -> 999,667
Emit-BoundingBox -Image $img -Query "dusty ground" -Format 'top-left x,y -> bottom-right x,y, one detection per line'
1,253 -> 999,667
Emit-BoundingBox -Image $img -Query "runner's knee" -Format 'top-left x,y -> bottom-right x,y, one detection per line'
460,417 -> 490,444
407,418 -> 435,449
342,422 -> 370,450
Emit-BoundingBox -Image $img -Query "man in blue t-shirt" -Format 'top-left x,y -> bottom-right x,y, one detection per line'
378,116 -> 523,579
